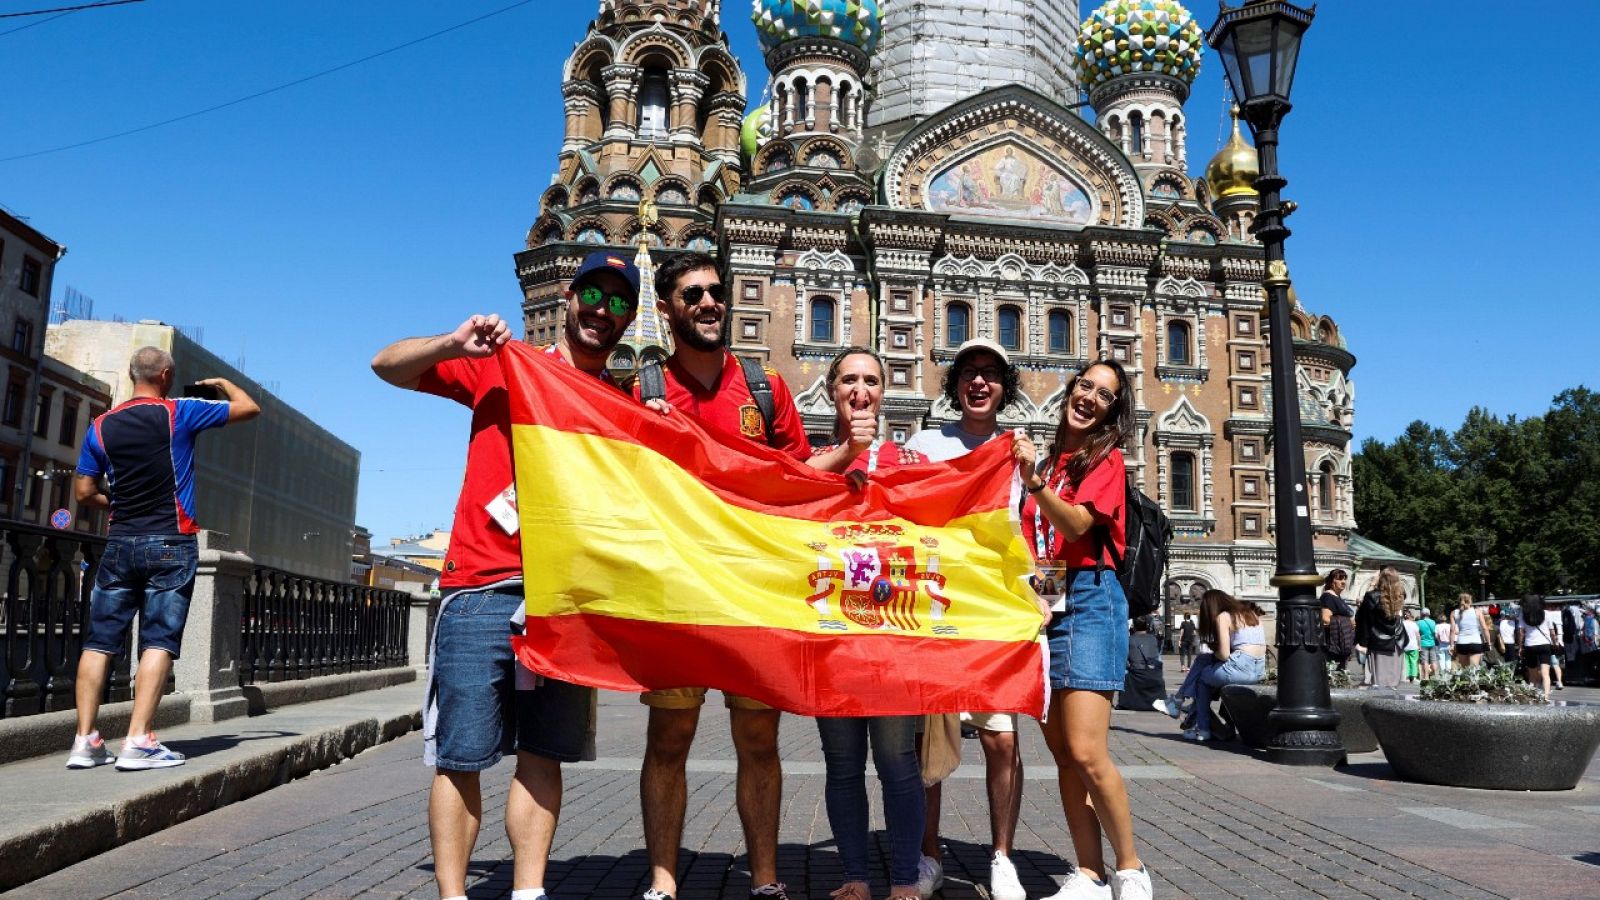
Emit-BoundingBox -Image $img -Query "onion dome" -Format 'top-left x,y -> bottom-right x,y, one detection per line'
1205,105 -> 1259,199
1075,0 -> 1204,89
741,104 -> 772,159
752,0 -> 882,55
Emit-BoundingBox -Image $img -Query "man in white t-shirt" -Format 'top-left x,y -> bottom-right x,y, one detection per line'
1498,615 -> 1519,670
903,338 -> 1027,900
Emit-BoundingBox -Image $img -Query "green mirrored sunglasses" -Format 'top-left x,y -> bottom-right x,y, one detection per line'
578,284 -> 635,315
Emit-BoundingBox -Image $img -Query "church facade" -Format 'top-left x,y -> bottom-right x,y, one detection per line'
515,0 -> 1361,608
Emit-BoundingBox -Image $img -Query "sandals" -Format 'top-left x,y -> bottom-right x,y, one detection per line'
830,883 -> 871,900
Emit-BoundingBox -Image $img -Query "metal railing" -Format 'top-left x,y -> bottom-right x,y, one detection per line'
0,521 -> 123,718
240,569 -> 409,684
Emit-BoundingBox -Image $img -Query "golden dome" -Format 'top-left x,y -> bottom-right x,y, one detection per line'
1205,105 -> 1259,199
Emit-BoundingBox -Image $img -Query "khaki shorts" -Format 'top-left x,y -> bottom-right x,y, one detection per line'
640,687 -> 772,711
959,711 -> 1018,733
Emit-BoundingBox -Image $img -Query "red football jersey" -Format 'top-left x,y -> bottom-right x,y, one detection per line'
634,352 -> 811,460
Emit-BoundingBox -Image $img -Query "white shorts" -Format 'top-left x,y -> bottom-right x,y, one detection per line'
959,711 -> 1018,733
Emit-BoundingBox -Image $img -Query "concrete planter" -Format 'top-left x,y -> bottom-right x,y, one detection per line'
1363,698 -> 1600,791
1221,684 -> 1391,754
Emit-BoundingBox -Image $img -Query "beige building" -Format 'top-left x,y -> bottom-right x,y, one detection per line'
45,319 -> 360,581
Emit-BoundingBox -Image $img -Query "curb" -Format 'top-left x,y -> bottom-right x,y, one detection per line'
0,708 -> 420,892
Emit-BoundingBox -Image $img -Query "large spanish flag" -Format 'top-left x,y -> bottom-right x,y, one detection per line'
500,342 -> 1046,718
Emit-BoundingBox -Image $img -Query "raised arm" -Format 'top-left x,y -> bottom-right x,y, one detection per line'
372,314 -> 510,390
195,377 -> 261,423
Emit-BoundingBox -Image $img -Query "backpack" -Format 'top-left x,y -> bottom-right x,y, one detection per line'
1094,481 -> 1172,619
637,356 -> 775,445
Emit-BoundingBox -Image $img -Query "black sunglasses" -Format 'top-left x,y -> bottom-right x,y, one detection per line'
578,284 -> 635,316
678,283 -> 725,305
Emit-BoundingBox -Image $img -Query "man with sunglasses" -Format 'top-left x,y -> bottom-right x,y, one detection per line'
902,338 -> 1027,900
633,251 -> 808,900
372,249 -> 640,900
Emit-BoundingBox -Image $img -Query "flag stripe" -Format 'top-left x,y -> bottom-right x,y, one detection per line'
512,423 -> 1040,643
513,617 -> 1047,718
500,342 -> 1017,525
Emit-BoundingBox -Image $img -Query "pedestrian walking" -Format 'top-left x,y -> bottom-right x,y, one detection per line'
809,347 -> 928,900
901,337 -> 1026,900
371,249 -> 640,900
1417,609 -> 1437,680
1319,569 -> 1355,671
1433,613 -> 1453,675
1451,593 -> 1493,669
1178,614 -> 1198,672
1355,568 -> 1409,688
1402,611 -> 1422,683
1013,359 -> 1153,900
634,251 -> 813,900
1517,594 -> 1562,700
67,347 -> 259,772
1497,612 -> 1519,671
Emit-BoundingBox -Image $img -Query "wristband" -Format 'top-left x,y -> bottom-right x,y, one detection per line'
1026,481 -> 1046,494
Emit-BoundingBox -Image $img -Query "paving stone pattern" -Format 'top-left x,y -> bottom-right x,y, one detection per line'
16,681 -> 1600,899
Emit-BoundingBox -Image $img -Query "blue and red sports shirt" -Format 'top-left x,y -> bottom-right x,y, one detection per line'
76,396 -> 231,536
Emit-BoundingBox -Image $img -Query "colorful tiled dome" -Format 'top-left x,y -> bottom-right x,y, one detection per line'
752,0 -> 882,55
1075,0 -> 1204,89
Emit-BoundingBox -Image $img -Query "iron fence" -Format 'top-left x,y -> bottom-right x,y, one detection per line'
240,569 -> 409,684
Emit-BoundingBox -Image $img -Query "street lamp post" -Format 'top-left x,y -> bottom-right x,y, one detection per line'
1473,531 -> 1490,606
1207,1 -> 1342,766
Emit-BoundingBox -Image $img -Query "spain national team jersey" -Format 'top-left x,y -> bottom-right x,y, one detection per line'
77,396 -> 232,536
633,352 -> 810,460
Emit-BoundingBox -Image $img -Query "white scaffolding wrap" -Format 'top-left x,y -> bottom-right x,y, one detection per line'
868,0 -> 1081,129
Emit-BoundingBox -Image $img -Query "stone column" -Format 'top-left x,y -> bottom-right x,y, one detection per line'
173,532 -> 253,723
407,590 -> 434,672
601,63 -> 640,139
562,81 -> 604,152
669,70 -> 709,143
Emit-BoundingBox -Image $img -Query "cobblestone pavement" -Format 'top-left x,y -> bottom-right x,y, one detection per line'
16,681 -> 1600,900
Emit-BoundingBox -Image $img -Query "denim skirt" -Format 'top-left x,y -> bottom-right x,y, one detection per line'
1046,569 -> 1129,691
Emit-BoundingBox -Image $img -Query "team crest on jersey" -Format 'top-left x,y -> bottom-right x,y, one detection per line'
738,404 -> 764,437
805,524 -> 952,633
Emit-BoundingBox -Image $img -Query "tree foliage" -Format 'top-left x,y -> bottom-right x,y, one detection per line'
1353,388 -> 1599,610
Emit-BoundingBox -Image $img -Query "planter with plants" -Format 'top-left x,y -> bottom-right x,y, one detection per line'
1363,666 -> 1600,790
1221,665 -> 1393,755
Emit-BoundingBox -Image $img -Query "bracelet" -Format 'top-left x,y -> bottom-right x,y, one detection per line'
1026,481 -> 1046,494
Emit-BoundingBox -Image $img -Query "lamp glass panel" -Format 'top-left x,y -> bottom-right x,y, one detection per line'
1274,27 -> 1304,100
1237,18 -> 1276,99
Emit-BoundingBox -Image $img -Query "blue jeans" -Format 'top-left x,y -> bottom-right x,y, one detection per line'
816,715 -> 925,887
83,534 -> 199,657
1195,652 -> 1266,733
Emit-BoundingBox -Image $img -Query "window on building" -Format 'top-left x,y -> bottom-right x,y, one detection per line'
891,289 -> 911,312
997,305 -> 1022,351
743,281 -> 761,301
20,257 -> 41,297
2,376 -> 25,427
809,297 -> 835,343
946,302 -> 970,347
637,67 -> 670,138
33,391 -> 51,438
1167,319 -> 1191,366
25,470 -> 41,510
1171,451 -> 1196,512
1129,113 -> 1145,155
59,398 -> 79,445
794,77 -> 809,122
1319,461 -> 1336,516
50,474 -> 68,514
1048,310 -> 1071,353
11,319 -> 31,354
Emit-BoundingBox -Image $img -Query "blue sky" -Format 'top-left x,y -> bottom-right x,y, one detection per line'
3,1 -> 1592,544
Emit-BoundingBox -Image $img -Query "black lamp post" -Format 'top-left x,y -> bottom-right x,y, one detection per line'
1473,531 -> 1490,606
1207,1 -> 1340,766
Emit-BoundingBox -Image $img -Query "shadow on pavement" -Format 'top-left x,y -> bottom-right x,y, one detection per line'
163,730 -> 298,757
941,837 -> 1072,897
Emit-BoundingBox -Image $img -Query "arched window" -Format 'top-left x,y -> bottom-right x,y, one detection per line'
638,67 -> 670,139
1048,309 -> 1071,353
997,305 -> 1022,351
1129,112 -> 1145,156
946,302 -> 970,347
1167,319 -> 1192,366
1319,460 -> 1336,517
837,81 -> 852,130
1171,451 -> 1196,512
794,77 -> 809,123
810,297 -> 835,343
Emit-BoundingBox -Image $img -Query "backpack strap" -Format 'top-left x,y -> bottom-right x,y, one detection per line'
637,361 -> 666,403
737,356 -> 776,446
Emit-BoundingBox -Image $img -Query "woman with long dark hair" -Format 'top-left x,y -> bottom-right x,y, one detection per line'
1013,359 -> 1152,900
1319,569 -> 1355,671
1355,567 -> 1408,687
808,347 -> 926,900
1517,594 -> 1562,701
1157,590 -> 1267,740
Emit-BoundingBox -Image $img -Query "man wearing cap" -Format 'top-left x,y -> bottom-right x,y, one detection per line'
903,338 -> 1027,900
372,250 -> 640,900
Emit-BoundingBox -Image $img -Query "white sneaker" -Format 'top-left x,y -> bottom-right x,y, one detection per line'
66,731 -> 116,769
1109,866 -> 1152,900
989,853 -> 1026,900
1156,696 -> 1181,718
916,855 -> 944,898
1046,870 -> 1111,899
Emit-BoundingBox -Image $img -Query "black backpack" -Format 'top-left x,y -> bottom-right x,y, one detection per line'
1094,481 -> 1172,619
636,357 -> 776,444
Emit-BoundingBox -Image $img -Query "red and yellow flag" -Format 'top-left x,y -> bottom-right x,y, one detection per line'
500,342 -> 1046,718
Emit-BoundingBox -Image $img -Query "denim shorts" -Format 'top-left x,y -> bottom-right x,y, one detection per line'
83,534 -> 199,658
1045,569 -> 1128,691
432,587 -> 592,771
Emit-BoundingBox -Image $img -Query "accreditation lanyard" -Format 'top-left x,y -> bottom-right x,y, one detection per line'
1030,463 -> 1071,561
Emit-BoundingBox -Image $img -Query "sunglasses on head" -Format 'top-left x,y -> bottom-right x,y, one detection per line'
678,283 -> 725,305
578,284 -> 635,315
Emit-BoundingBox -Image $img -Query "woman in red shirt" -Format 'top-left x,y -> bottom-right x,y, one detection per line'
809,347 -> 927,900
1014,360 -> 1152,900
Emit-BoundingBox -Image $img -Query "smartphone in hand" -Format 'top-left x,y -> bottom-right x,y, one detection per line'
182,383 -> 223,401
